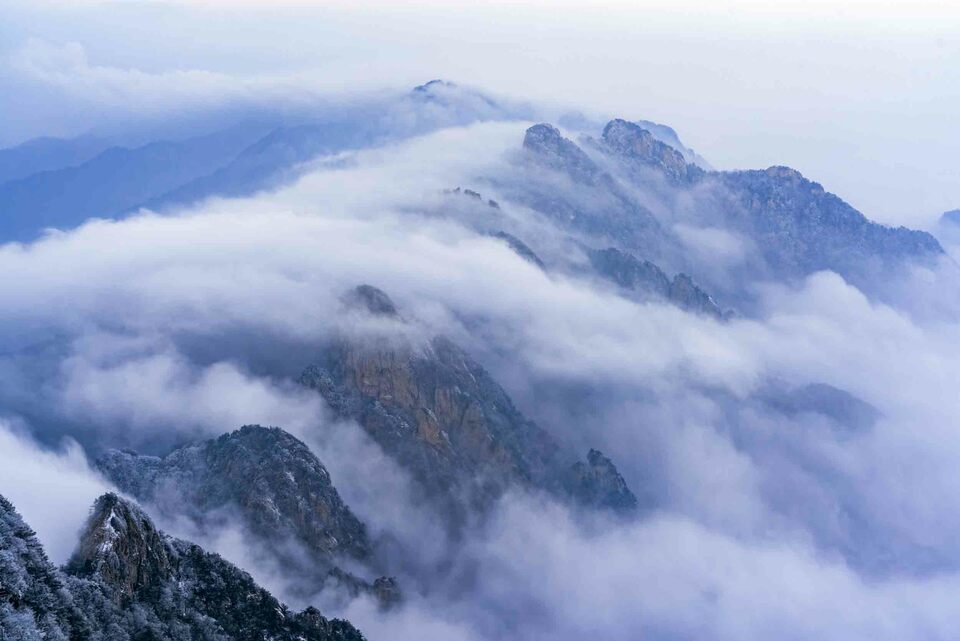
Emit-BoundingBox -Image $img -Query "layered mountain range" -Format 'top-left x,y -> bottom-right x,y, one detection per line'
1,80 -> 951,640
92,284 -> 639,611
0,81 -> 529,243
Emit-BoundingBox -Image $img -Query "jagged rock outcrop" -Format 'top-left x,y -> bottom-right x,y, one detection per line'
587,246 -> 726,318
633,119 -> 712,169
715,166 -> 943,281
443,186 -> 501,209
668,273 -> 726,319
564,449 -> 639,512
491,231 -> 545,269
97,426 -> 390,603
1,493 -> 364,641
600,119 -> 705,185
512,121 -> 942,301
517,124 -> 668,260
67,493 -> 175,606
588,246 -> 671,294
523,124 -> 608,186
301,285 -> 639,524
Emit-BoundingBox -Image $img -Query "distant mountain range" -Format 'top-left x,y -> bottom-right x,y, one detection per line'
0,81 -> 532,243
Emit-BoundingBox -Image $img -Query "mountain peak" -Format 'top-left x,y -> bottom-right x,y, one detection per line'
4,492 -> 366,641
98,425 -> 371,564
940,209 -> 960,226
523,122 -> 563,146
67,493 -> 174,605
492,231 -> 545,269
523,123 -> 605,185
588,246 -> 727,318
565,449 -> 639,512
343,284 -> 400,318
412,79 -> 457,93
601,119 -> 700,184
764,165 -> 807,182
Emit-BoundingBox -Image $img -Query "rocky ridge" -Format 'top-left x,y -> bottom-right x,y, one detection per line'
300,285 -> 639,525
1,492 -> 364,641
97,425 -> 392,604
587,246 -> 727,318
517,120 -> 943,300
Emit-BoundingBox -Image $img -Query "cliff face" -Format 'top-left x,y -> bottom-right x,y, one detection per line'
99,426 -> 369,563
716,166 -> 943,281
514,123 -> 670,262
512,121 -> 942,304
600,119 -> 705,185
301,285 -> 639,523
565,449 -> 639,512
97,425 -> 390,604
587,246 -> 726,318
66,493 -> 175,606
1,493 -> 365,641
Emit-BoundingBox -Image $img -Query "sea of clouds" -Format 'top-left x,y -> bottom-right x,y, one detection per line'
0,107 -> 959,641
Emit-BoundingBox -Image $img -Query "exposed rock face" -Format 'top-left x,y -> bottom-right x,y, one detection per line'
518,124 -> 668,260
67,493 -> 175,606
588,246 -> 670,296
633,119 -> 713,169
301,334 -> 560,518
565,450 -> 639,512
588,247 -> 726,318
443,186 -> 501,209
97,426 -> 386,602
514,120 -> 942,301
523,124 -> 608,186
600,119 -> 705,185
301,286 -> 639,522
1,493 -> 364,641
668,273 -> 726,319
492,231 -> 545,269
716,166 -> 943,281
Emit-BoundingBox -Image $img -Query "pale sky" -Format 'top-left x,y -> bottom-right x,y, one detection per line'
1,0 -> 958,226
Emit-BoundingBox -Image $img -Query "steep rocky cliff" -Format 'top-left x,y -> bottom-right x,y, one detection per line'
513,123 -> 670,261
1,493 -> 365,641
513,120 -> 942,301
97,426 -> 390,603
587,246 -> 726,318
600,118 -> 705,185
67,493 -> 175,607
301,285 -> 639,524
716,165 -> 943,280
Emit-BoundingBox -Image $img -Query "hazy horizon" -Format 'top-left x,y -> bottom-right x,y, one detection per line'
1,0 -> 957,227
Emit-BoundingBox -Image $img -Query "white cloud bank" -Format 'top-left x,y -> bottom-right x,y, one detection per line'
0,120 -> 959,639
